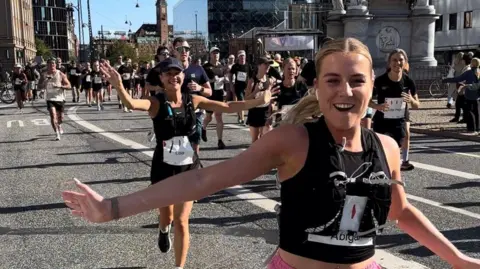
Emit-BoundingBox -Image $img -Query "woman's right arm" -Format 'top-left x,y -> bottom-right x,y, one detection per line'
63,124 -> 303,222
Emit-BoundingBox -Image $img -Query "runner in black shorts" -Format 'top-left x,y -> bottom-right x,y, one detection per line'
95,58 -> 272,269
230,50 -> 252,124
201,46 -> 228,149
370,49 -> 419,171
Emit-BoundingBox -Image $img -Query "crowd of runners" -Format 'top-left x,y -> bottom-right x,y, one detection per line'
4,35 -> 480,268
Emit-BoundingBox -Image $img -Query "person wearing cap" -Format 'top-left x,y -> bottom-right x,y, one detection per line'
245,57 -> 280,143
24,60 -> 40,102
145,46 -> 170,97
96,57 -> 273,269
230,50 -> 253,124
12,64 -> 28,111
37,58 -> 71,140
171,37 -> 212,156
201,46 -> 228,149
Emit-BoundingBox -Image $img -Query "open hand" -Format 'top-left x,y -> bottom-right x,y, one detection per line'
99,62 -> 122,89
62,178 -> 112,223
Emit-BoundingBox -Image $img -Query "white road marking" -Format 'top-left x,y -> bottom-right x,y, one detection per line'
411,145 -> 480,159
74,107 -> 480,268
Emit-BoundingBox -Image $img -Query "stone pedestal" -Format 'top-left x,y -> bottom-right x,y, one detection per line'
326,10 -> 346,39
409,4 -> 439,66
325,0 -> 439,67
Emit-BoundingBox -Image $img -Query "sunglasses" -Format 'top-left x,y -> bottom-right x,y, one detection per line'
175,46 -> 191,53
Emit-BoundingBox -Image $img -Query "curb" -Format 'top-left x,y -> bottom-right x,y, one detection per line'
410,127 -> 480,143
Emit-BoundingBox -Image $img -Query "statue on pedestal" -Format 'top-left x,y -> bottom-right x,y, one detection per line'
332,0 -> 345,11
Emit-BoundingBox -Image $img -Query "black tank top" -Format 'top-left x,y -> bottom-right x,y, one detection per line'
278,117 -> 393,264
277,81 -> 308,109
90,71 -> 103,91
152,92 -> 198,164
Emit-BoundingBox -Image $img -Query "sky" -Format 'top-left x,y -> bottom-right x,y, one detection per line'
69,0 -> 208,42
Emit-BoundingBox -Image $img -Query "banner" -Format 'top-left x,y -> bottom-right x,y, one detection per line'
264,36 -> 314,51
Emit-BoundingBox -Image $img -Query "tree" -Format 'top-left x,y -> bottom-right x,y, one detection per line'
106,40 -> 136,63
35,38 -> 52,59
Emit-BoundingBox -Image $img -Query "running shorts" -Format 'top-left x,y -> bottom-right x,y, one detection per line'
46,100 -> 65,113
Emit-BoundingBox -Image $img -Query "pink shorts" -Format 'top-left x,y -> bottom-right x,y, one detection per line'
267,253 -> 382,269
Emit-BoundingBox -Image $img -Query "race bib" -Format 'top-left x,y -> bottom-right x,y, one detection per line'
15,79 -> 22,85
122,73 -> 131,80
45,83 -> 64,100
94,77 -> 102,84
237,72 -> 247,82
85,75 -> 91,82
144,74 -> 148,79
339,195 -> 368,232
383,97 -> 406,119
70,70 -> 77,75
163,136 -> 194,166
214,77 -> 224,90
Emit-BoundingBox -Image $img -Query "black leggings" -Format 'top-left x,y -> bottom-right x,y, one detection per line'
454,95 -> 467,120
465,100 -> 479,132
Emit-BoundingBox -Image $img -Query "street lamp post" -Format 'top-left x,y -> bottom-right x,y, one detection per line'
86,0 -> 94,61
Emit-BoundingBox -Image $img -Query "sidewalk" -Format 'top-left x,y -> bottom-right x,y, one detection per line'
410,98 -> 480,142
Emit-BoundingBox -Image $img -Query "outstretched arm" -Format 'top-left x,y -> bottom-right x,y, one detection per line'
380,134 -> 477,268
193,85 -> 278,113
62,124 -> 299,223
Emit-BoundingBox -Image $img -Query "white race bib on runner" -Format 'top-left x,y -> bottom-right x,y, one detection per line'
163,136 -> 194,166
383,98 -> 405,119
237,72 -> 247,82
15,79 -> 22,85
94,77 -> 102,84
122,73 -> 131,80
339,195 -> 368,232
70,70 -> 77,75
214,77 -> 224,90
85,75 -> 91,82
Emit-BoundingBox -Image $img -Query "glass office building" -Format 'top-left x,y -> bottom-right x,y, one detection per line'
33,0 -> 71,61
208,0 -> 290,53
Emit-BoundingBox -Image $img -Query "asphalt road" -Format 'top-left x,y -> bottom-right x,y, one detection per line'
0,98 -> 479,269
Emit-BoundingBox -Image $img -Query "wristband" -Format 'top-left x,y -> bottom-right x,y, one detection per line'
110,197 -> 120,220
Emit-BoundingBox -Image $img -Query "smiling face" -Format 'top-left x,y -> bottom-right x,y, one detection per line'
315,51 -> 373,131
160,68 -> 184,91
388,51 -> 406,73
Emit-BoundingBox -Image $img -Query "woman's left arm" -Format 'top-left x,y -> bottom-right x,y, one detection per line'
193,93 -> 267,113
379,134 -> 474,268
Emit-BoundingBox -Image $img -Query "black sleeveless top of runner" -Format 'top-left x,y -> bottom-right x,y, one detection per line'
151,92 -> 199,164
279,117 -> 392,264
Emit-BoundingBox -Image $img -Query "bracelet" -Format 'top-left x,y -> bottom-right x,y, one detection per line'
110,197 -> 120,221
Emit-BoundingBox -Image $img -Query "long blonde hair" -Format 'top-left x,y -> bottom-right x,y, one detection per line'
472,57 -> 480,79
281,38 -> 373,125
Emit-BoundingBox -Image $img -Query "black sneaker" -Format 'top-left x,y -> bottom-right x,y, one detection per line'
158,224 -> 172,253
201,128 -> 207,142
401,161 -> 414,171
218,139 -> 226,149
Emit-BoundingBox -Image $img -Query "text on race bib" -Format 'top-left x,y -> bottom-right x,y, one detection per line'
163,136 -> 194,166
237,72 -> 247,82
383,98 -> 406,119
94,77 -> 102,84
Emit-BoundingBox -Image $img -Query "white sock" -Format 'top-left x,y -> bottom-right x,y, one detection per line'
175,267 -> 183,269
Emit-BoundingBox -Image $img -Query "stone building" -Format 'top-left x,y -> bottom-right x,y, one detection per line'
0,0 -> 37,69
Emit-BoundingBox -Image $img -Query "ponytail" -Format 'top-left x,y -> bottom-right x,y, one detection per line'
281,91 -> 322,125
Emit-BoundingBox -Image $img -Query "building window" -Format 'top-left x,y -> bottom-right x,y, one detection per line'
464,11 -> 473,29
435,15 -> 443,32
449,13 -> 457,30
